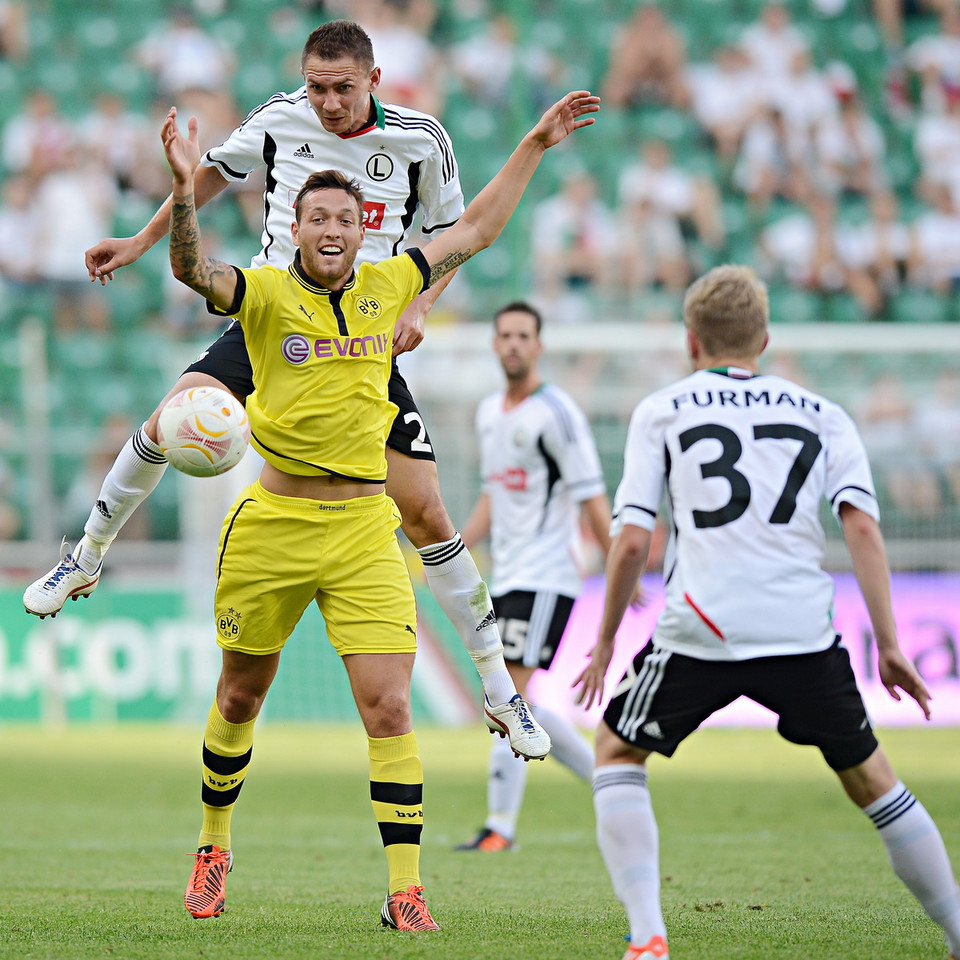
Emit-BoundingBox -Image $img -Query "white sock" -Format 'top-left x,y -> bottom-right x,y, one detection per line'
80,425 -> 168,569
531,703 -> 594,780
863,781 -> 960,954
417,534 -> 516,705
485,734 -> 528,841
593,764 -> 668,949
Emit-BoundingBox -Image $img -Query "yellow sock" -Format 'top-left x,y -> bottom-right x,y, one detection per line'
369,731 -> 423,894
198,701 -> 255,850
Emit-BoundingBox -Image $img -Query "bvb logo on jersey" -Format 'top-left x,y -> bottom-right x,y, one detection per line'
356,296 -> 382,320
217,607 -> 242,642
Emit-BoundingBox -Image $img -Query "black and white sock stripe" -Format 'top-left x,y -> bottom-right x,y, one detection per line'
868,785 -> 917,830
419,534 -> 465,567
134,428 -> 167,465
593,766 -> 648,795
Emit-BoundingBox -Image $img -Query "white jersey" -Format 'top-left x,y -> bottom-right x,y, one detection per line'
476,383 -> 607,599
612,366 -> 879,661
202,90 -> 464,269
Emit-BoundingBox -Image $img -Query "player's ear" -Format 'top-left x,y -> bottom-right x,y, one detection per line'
686,327 -> 700,362
291,221 -> 300,247
369,66 -> 381,91
759,332 -> 770,355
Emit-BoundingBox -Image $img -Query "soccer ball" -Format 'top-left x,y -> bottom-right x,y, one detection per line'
157,386 -> 250,477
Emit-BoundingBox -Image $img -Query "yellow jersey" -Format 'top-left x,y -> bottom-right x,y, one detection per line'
220,248 -> 429,480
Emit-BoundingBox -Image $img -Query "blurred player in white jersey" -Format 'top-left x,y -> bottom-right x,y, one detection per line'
456,301 -> 640,852
575,265 -> 960,960
22,19 -> 548,760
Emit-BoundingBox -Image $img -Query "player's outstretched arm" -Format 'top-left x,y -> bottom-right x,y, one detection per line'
839,502 -> 932,719
85,155 -> 230,285
420,91 -> 600,286
162,108 -> 238,312
573,522 -> 651,710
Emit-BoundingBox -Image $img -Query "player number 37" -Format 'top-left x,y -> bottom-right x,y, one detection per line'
680,422 -> 822,529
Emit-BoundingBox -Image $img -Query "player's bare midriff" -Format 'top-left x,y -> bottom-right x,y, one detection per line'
260,462 -> 385,501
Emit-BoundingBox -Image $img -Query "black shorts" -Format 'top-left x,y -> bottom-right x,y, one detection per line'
493,590 -> 576,670
184,321 -> 436,462
603,635 -> 878,771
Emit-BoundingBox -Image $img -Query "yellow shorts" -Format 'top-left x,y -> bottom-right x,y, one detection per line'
214,481 -> 417,657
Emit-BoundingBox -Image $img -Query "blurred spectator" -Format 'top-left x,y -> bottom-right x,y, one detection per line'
0,173 -> 41,296
618,139 -> 724,249
768,49 -> 838,158
1,89 -> 73,178
913,81 -> 960,205
687,45 -> 760,164
759,193 -> 845,294
836,190 -> 910,315
905,1 -> 960,110
738,2 -> 810,84
915,367 -> 960,507
734,105 -> 813,216
614,195 -> 690,295
601,5 -> 689,110
33,148 -> 117,335
872,0 -> 950,116
349,0 -> 437,34
856,371 -> 942,518
448,12 -> 558,112
0,0 -> 26,61
873,0 -> 952,49
134,6 -> 236,98
76,92 -> 155,200
908,183 -> 960,292
178,87 -> 241,160
128,97 -> 197,204
815,91 -> 888,197
530,170 -> 616,324
362,0 -> 445,116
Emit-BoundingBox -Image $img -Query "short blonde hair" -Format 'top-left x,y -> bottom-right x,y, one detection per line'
682,265 -> 769,359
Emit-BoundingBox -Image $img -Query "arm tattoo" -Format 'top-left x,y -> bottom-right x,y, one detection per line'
429,248 -> 472,286
170,193 -> 229,298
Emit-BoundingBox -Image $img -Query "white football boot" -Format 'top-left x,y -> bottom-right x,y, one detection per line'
23,538 -> 102,618
483,694 -> 551,760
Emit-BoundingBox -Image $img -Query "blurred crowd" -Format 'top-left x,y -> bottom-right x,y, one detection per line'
530,0 -> 960,324
1,0 -> 959,330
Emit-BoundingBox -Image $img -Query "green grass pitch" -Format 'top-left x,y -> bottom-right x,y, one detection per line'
0,724 -> 956,960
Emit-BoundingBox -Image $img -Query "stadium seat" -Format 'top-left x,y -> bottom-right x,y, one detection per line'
768,285 -> 825,323
889,288 -> 952,323
826,292 -> 870,323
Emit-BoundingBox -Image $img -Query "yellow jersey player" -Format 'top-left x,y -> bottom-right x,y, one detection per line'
161,89 -> 600,927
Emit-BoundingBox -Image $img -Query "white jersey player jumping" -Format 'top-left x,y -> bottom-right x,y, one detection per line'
23,19 -> 549,761
574,264 -> 960,960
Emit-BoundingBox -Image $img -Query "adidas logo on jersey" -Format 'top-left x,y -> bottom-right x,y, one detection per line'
642,721 -> 664,739
293,143 -> 314,158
